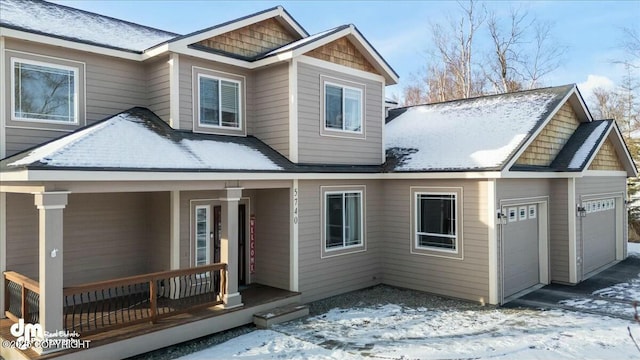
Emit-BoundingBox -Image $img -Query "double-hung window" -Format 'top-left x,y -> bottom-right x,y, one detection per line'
198,74 -> 241,129
12,58 -> 78,123
415,192 -> 457,251
324,191 -> 363,251
324,83 -> 363,133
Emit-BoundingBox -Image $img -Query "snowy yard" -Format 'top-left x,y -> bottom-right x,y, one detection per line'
176,243 -> 640,360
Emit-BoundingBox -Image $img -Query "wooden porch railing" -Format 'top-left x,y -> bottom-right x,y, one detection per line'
63,263 -> 227,335
4,271 -> 40,324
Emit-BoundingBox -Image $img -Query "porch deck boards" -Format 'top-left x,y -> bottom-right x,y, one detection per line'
1,284 -> 300,360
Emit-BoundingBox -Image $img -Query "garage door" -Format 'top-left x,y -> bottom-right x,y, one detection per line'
582,198 -> 616,275
503,204 -> 539,298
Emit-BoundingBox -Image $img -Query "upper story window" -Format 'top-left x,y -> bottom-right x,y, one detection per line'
198,74 -> 241,129
324,82 -> 363,133
12,58 -> 78,124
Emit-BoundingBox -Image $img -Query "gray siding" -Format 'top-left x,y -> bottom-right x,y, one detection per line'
3,39 -> 147,156
253,188 -> 290,289
297,62 -> 383,165
549,179 -> 570,282
496,179 -> 550,201
147,192 -> 171,272
298,180 -> 383,303
147,56 -> 171,123
383,180 -> 490,302
253,64 -> 289,158
178,56 -> 253,133
6,192 -> 156,285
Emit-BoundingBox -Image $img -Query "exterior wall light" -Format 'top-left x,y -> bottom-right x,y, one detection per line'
577,205 -> 587,217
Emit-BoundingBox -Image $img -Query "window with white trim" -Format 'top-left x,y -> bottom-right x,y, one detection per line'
324,191 -> 363,250
198,74 -> 241,129
324,83 -> 363,133
12,58 -> 78,123
195,205 -> 211,266
415,193 -> 457,251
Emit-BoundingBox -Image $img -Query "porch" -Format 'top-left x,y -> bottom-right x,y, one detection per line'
1,267 -> 300,360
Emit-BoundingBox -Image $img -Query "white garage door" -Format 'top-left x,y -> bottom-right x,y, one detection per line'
582,199 -> 616,275
503,204 -> 539,299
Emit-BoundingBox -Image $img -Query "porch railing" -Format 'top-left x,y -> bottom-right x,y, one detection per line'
63,263 -> 227,334
4,271 -> 40,324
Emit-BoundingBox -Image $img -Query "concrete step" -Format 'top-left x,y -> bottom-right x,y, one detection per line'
253,304 -> 309,329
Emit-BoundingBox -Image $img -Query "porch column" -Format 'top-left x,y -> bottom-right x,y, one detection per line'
220,187 -> 243,308
34,192 -> 68,345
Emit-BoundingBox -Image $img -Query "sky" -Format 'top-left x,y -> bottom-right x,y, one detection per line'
49,0 -> 640,103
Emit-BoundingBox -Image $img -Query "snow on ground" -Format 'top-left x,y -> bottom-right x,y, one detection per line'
629,242 -> 640,257
177,305 -> 638,360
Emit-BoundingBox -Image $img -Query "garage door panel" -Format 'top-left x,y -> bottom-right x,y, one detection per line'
582,199 -> 616,275
503,204 -> 539,298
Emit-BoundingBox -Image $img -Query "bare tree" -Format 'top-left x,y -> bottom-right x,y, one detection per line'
523,20 -> 566,89
486,7 -> 529,93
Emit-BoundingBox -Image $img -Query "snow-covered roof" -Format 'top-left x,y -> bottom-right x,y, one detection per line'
385,85 -> 573,172
0,0 -> 178,52
261,26 -> 348,57
2,108 -> 285,171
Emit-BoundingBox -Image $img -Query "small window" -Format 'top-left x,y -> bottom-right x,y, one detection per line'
415,193 -> 457,251
324,191 -> 363,250
198,74 -> 241,129
195,205 -> 211,266
324,83 -> 362,133
12,59 -> 78,123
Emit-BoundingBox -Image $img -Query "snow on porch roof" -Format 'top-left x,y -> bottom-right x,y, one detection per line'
2,108 -> 286,172
384,85 -> 574,172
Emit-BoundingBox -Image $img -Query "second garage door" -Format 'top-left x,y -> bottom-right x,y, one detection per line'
582,198 -> 616,276
503,204 -> 539,299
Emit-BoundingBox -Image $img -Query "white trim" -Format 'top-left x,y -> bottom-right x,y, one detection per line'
0,27 -> 142,61
196,73 -> 243,131
288,59 -> 298,162
503,87 -> 578,171
0,37 -> 5,159
11,57 -> 80,125
173,46 -> 252,68
0,170 -> 506,183
322,80 -> 365,135
194,204 -> 212,266
319,185 -> 367,258
413,191 -> 459,253
487,179 -> 498,305
409,186 -> 464,260
170,191 -> 180,269
503,171 -> 581,178
169,53 -> 180,129
583,170 -> 628,177
381,79 -> 386,163
290,179 -> 299,291
0,192 -> 6,319
568,178 -> 578,283
298,55 -> 385,83
4,125 -> 75,133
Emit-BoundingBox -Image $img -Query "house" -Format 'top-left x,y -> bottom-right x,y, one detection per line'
0,0 -> 636,359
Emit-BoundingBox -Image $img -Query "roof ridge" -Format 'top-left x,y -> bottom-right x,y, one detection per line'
393,84 -> 576,110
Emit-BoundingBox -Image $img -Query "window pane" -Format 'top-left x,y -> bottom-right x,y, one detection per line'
14,62 -> 75,122
344,88 -> 361,132
344,192 -> 361,246
418,195 -> 455,236
220,80 -> 239,128
195,207 -> 210,266
326,194 -> 344,248
199,77 -> 219,126
325,85 -> 343,130
417,234 -> 455,249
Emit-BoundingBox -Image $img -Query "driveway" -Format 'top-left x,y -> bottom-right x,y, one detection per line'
503,255 -> 640,320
